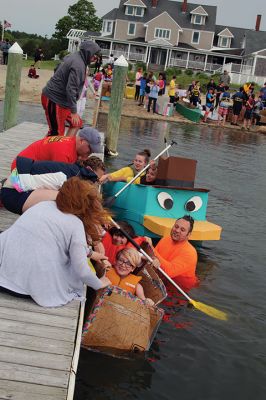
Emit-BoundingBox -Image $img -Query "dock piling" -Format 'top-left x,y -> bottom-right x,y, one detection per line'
3,42 -> 23,131
106,55 -> 128,156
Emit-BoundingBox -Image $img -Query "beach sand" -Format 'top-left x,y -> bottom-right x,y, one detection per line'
0,65 -> 264,133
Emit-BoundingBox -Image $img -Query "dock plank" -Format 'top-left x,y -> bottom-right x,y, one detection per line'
0,380 -> 67,400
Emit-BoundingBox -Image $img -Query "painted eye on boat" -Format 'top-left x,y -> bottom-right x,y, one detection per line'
185,196 -> 203,212
157,192 -> 174,210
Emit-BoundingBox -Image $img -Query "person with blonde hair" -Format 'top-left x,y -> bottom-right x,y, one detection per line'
0,177 -> 111,307
106,248 -> 154,305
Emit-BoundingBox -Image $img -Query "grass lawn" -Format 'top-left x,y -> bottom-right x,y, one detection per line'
23,59 -> 60,70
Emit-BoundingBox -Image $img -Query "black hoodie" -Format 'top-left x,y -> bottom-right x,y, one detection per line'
42,41 -> 100,113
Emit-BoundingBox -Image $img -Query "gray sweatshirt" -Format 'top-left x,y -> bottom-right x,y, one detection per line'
0,201 -> 103,307
42,41 -> 100,113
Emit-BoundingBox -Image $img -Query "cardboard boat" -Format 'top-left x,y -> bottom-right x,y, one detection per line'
175,100 -> 202,122
103,156 -> 222,241
82,263 -> 166,354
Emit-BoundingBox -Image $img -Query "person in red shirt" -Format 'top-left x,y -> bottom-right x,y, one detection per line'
2,127 -> 102,215
11,127 -> 102,171
153,215 -> 198,292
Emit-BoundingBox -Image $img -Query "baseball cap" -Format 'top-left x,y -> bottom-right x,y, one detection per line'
79,127 -> 102,154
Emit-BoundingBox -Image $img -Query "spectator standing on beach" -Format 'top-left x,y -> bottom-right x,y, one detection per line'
231,86 -> 245,126
217,85 -> 231,127
214,82 -> 225,109
206,78 -> 217,92
188,80 -> 195,104
138,73 -> 147,106
219,70 -> 231,87
134,67 -> 143,101
34,47 -> 44,69
190,81 -> 201,107
168,76 -> 177,104
202,87 -> 215,123
252,96 -> 263,126
42,41 -> 101,137
147,79 -> 159,113
242,94 -> 255,131
2,39 -> 11,65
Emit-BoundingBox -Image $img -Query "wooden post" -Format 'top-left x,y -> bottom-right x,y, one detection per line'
3,42 -> 23,131
106,55 -> 128,156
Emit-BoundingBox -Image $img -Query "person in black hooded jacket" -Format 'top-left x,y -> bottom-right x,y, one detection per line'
42,41 -> 101,137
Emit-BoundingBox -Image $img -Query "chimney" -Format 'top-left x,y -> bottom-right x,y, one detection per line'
182,0 -> 188,13
255,14 -> 261,31
151,0 -> 158,8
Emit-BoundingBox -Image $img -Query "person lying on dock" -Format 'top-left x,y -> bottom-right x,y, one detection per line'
1,155 -> 105,215
153,215 -> 198,292
10,126 -> 102,171
99,149 -> 151,184
106,248 -> 154,306
8,155 -> 106,193
0,177 -> 111,307
102,221 -> 152,265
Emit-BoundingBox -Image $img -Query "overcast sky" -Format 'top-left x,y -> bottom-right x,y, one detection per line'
1,0 -> 265,37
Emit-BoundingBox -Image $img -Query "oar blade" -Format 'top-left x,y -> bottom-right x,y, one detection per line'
189,300 -> 228,321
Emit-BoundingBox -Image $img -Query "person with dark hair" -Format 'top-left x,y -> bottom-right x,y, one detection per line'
139,165 -> 158,185
42,41 -> 101,136
168,75 -> 177,104
231,86 -> 245,126
242,93 -> 255,131
99,149 -> 151,184
2,39 -> 11,65
217,85 -> 231,126
153,215 -> 198,291
28,65 -> 39,79
34,47 -> 44,68
0,177 -> 111,307
102,221 -> 150,265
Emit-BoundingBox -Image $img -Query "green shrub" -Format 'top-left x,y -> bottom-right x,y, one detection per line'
59,49 -> 69,60
128,62 -> 133,71
184,69 -> 194,76
127,71 -> 135,82
135,61 -> 146,72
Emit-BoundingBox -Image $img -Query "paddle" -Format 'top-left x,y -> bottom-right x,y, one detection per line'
110,219 -> 228,321
104,140 -> 177,207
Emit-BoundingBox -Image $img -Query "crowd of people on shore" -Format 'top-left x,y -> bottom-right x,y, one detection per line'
0,41 -> 198,310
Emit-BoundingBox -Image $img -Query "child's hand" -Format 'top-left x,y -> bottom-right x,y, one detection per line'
145,298 -> 155,307
90,251 -> 109,263
100,276 -> 111,288
101,259 -> 112,271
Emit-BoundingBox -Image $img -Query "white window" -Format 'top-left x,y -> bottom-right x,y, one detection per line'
192,31 -> 200,44
128,22 -> 136,35
126,5 -> 134,15
219,36 -> 229,47
125,5 -> 144,17
135,7 -> 143,16
106,21 -> 112,33
155,28 -> 170,40
102,21 -> 106,32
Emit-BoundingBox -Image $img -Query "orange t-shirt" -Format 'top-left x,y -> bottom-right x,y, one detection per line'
11,136 -> 77,170
154,236 -> 198,291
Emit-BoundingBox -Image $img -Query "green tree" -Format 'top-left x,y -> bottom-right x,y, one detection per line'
53,0 -> 102,43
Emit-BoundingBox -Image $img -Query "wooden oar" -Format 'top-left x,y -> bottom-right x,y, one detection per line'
110,219 -> 228,321
104,140 -> 177,207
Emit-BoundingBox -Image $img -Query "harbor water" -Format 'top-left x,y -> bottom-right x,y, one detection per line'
2,104 -> 266,400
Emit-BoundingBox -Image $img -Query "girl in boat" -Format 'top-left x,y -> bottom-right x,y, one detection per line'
106,248 -> 154,305
99,149 -> 151,184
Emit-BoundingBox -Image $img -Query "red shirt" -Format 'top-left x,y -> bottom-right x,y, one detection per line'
11,136 -> 77,170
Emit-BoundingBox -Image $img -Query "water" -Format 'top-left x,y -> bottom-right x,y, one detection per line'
2,104 -> 266,400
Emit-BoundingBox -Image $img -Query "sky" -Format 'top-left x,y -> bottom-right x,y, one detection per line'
1,0 -> 266,37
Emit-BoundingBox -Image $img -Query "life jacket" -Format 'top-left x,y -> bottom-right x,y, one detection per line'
106,268 -> 142,295
192,86 -> 200,97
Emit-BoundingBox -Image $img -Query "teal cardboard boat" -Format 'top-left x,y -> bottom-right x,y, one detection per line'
103,156 -> 222,241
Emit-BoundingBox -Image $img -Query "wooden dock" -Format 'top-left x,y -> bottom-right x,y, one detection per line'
0,122 -> 84,400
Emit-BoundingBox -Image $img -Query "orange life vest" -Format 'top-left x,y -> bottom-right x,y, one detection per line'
102,232 -> 146,265
106,267 -> 142,295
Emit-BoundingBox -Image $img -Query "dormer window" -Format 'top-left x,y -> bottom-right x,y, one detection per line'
125,5 -> 145,17
191,14 -> 206,25
190,6 -> 208,25
218,36 -> 230,48
217,28 -> 234,48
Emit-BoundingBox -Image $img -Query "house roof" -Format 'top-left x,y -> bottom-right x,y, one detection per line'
102,0 -> 217,32
214,24 -> 266,56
